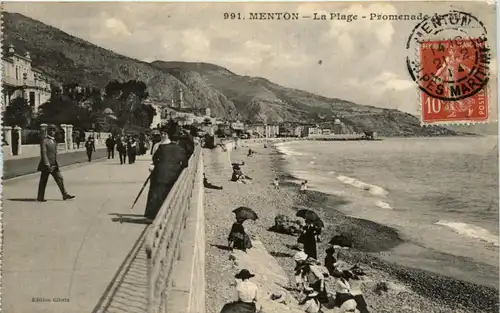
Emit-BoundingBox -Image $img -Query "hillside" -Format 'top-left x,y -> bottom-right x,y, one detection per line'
1,12 -> 235,117
2,11 -> 460,136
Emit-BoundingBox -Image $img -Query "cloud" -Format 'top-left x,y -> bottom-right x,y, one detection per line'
103,17 -> 132,37
180,29 -> 211,60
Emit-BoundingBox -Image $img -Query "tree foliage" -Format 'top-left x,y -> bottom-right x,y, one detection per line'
3,97 -> 33,128
36,79 -> 156,130
103,79 -> 154,128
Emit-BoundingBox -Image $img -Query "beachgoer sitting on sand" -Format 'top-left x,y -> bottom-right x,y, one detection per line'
247,148 -> 254,157
294,243 -> 309,288
273,177 -> 280,189
300,180 -> 308,193
299,288 -> 323,313
333,269 -> 352,308
203,173 -> 223,190
222,269 -> 260,313
231,165 -> 252,184
228,217 -> 252,252
348,276 -> 370,313
234,269 -> 260,311
298,258 -> 329,303
332,269 -> 369,313
324,246 -> 339,276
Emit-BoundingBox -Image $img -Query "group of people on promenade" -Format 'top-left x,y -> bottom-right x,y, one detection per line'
35,122 -> 195,210
104,134 -> 150,164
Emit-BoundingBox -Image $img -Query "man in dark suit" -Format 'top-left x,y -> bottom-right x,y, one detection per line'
116,136 -> 127,164
37,124 -> 75,202
144,126 -> 187,222
106,134 -> 116,159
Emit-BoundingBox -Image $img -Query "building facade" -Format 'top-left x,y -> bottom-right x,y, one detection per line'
2,45 -> 51,111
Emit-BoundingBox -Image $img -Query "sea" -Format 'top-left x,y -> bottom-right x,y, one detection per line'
275,136 -> 499,288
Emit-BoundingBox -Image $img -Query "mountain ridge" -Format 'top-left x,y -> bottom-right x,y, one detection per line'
2,11 -> 460,136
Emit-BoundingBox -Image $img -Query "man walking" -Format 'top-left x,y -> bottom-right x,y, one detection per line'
37,124 -> 75,202
144,125 -> 187,222
106,134 -> 115,159
85,136 -> 96,162
127,136 -> 138,164
116,136 -> 127,164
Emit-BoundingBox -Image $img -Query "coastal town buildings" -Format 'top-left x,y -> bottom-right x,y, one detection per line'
150,88 -> 216,128
2,44 -> 51,112
246,123 -> 280,138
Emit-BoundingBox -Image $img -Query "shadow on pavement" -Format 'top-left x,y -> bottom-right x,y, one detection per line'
109,213 -> 144,218
6,198 -> 64,202
92,226 -> 149,313
6,198 -> 39,202
111,217 -> 151,225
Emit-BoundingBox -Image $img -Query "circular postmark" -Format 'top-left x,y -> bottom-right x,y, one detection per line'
406,10 -> 491,101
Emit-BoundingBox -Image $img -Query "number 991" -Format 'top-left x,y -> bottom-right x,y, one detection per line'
224,13 -> 243,20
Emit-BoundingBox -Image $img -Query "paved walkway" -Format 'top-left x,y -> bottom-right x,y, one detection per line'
3,156 -> 153,313
3,144 -> 107,160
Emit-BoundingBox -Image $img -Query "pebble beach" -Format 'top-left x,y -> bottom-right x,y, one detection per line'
203,140 -> 499,313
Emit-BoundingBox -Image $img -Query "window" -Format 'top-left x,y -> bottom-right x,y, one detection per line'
29,92 -> 35,107
15,67 -> 18,80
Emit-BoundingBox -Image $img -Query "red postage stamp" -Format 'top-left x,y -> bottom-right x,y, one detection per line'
418,38 -> 489,124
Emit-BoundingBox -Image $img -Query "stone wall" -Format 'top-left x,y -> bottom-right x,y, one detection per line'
166,150 -> 206,313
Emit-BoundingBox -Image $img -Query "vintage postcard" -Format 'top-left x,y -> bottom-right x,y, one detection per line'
0,2 -> 498,313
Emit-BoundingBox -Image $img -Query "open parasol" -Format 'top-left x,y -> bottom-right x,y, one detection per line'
232,206 -> 258,221
296,209 -> 320,223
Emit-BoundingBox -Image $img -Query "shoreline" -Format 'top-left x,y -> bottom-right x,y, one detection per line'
234,141 -> 499,313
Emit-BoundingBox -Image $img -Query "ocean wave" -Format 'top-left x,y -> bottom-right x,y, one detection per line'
275,143 -> 308,157
337,175 -> 389,197
435,220 -> 499,247
375,201 -> 393,210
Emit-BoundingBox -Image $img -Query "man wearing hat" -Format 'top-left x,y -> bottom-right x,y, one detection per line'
37,124 -> 75,202
144,124 -> 187,222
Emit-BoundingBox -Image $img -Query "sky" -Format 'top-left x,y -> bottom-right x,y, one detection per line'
4,1 -> 498,117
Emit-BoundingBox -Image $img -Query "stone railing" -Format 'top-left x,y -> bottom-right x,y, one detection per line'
144,145 -> 204,313
2,124 -> 110,160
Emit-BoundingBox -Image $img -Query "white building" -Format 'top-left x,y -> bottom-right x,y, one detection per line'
2,44 -> 51,111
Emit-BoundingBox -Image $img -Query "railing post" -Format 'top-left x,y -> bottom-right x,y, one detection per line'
3,126 -> 13,156
146,245 -> 154,313
13,126 -> 22,155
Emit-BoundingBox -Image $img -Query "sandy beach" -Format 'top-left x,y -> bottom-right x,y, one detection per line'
203,140 -> 499,313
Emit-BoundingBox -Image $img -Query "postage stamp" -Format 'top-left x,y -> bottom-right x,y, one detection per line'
406,11 -> 492,125
419,39 -> 489,123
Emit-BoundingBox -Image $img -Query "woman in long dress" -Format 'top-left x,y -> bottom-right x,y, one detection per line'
228,218 -> 252,252
298,223 -> 318,260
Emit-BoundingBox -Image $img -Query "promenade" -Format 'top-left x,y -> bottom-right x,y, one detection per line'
3,147 -> 109,179
3,156 -> 152,313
